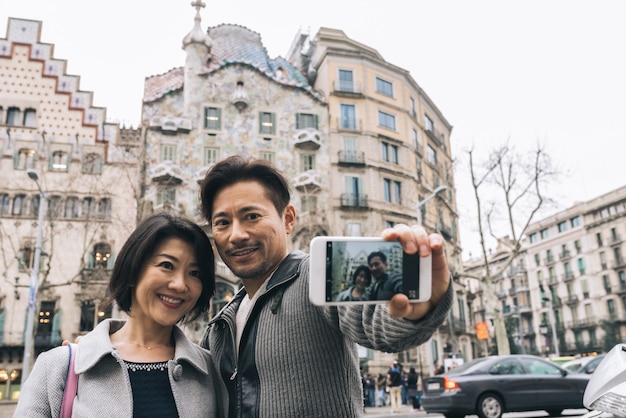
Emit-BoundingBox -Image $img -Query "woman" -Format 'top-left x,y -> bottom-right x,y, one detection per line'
336,265 -> 372,301
15,212 -> 227,417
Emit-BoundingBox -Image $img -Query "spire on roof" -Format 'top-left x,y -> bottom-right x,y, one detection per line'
182,0 -> 212,50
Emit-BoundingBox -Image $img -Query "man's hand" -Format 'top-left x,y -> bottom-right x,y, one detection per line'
382,224 -> 450,321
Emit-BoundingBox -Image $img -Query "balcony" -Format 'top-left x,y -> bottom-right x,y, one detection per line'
609,234 -> 623,246
340,193 -> 368,209
424,127 -> 445,147
569,317 -> 597,329
565,295 -> 579,305
612,258 -> 626,270
294,170 -> 322,193
544,257 -> 556,266
333,80 -> 363,97
294,128 -> 322,151
559,250 -> 572,261
616,282 -> 626,295
150,161 -> 184,185
337,150 -> 365,166
562,272 -> 575,282
496,290 -> 507,299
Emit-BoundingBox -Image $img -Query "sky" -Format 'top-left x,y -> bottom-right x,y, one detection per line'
2,0 -> 625,259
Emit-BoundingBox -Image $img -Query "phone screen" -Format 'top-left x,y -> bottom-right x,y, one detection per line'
323,240 -> 421,303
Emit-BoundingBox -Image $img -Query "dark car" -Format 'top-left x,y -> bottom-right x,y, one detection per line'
422,354 -> 591,418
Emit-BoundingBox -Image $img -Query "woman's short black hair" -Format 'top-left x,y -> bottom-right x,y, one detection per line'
352,265 -> 372,286
104,212 -> 215,323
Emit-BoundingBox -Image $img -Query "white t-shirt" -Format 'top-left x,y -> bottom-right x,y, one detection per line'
235,279 -> 269,354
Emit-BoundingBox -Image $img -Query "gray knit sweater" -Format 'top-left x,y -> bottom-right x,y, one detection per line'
202,251 -> 452,418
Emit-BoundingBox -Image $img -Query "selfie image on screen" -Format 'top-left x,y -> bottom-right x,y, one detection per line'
326,240 -> 414,302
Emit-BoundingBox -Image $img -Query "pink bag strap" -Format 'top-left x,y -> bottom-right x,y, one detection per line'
60,343 -> 78,418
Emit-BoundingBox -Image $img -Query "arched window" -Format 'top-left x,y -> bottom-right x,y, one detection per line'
23,108 -> 37,127
50,150 -> 68,171
82,197 -> 96,219
30,195 -> 40,217
97,198 -> 111,220
64,196 -> 79,219
11,194 -> 25,216
6,107 -> 20,126
0,194 -> 9,216
15,148 -> 36,170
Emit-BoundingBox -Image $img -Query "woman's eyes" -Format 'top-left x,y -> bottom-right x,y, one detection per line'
159,261 -> 174,270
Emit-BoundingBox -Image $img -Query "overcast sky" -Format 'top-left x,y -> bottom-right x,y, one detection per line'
3,0 -> 625,259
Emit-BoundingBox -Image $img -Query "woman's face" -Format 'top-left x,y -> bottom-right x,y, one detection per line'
130,237 -> 203,329
354,270 -> 370,290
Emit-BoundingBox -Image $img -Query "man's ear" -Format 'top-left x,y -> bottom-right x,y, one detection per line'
284,204 -> 296,234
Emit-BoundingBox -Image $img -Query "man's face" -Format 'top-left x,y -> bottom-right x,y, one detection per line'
210,180 -> 295,283
368,256 -> 387,279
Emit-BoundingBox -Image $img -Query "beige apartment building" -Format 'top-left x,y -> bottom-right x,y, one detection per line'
287,27 -> 469,372
465,185 -> 626,357
0,18 -> 140,399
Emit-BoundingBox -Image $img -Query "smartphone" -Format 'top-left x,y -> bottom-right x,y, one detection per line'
309,236 -> 432,305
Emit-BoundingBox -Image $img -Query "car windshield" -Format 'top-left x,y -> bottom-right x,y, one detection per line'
447,357 -> 490,375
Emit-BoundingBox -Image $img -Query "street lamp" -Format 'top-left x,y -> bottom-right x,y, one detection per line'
22,169 -> 46,384
416,185 -> 448,376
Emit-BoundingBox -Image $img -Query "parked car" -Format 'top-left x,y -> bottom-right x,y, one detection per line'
560,356 -> 597,373
422,354 -> 591,418
576,354 -> 605,374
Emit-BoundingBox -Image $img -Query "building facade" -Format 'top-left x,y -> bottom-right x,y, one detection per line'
465,185 -> 626,358
0,18 -> 141,399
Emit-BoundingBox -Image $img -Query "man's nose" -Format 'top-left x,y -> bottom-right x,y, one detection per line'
229,220 -> 249,241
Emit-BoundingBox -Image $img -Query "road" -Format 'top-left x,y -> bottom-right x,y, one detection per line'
0,401 -> 589,418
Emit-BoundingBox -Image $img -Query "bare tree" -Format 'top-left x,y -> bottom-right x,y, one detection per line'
464,142 -> 555,355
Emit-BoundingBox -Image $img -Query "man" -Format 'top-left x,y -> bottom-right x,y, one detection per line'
199,155 -> 453,418
387,362 -> 403,413
368,251 -> 402,300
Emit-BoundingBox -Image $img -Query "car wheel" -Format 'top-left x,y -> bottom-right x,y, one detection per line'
477,393 -> 503,418
546,410 -> 563,417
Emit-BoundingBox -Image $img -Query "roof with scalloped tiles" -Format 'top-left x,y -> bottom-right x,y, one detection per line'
143,23 -> 325,104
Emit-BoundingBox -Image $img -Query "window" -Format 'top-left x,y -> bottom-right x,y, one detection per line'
608,299 -> 616,317
97,198 -> 112,220
546,249 -> 553,263
381,142 -> 399,164
577,257 -> 586,275
49,150 -> 68,171
427,145 -> 437,165
30,195 -> 40,217
296,113 -> 318,129
534,254 -> 540,266
582,281 -> 590,299
540,228 -> 549,239
345,176 -> 364,206
23,108 -> 37,127
82,197 -> 96,219
340,104 -> 356,130
301,196 -> 317,213
614,247 -> 624,265
412,129 -> 419,149
410,97 -> 416,118
6,107 -> 20,125
574,239 -> 582,253
338,69 -> 354,92
11,194 -> 25,216
378,111 -> 396,130
18,244 -> 33,271
557,221 -> 568,233
82,153 -> 103,174
597,232 -> 603,247
204,147 -> 219,166
604,275 -> 612,292
612,227 -> 620,243
424,114 -> 434,132
64,197 -> 80,219
15,148 -> 36,170
160,144 -> 176,162
570,216 -> 581,227
47,195 -> 62,218
343,137 -> 358,163
300,154 -> 315,171
383,179 -> 401,204
345,222 -> 362,237
529,232 -> 538,244
259,112 -> 276,135
204,107 -> 221,130
600,251 -> 608,270
260,151 -> 274,164
375,77 -> 393,96
386,220 -> 395,229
